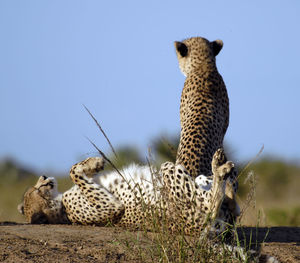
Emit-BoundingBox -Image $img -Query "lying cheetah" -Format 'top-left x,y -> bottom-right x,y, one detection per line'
174,37 -> 239,223
19,149 -> 233,234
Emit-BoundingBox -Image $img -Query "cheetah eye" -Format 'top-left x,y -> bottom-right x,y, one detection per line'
39,181 -> 54,189
175,41 -> 188,57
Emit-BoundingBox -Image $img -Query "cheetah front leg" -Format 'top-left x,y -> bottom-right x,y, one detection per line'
210,148 -> 234,220
214,151 -> 240,224
63,157 -> 125,225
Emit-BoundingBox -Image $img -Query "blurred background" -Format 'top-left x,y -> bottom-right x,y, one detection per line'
0,1 -> 299,225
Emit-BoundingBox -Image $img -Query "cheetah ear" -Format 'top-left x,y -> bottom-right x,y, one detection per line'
175,41 -> 188,57
211,39 -> 223,56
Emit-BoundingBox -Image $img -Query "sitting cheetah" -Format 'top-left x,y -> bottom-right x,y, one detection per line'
175,37 -> 230,178
174,37 -> 240,223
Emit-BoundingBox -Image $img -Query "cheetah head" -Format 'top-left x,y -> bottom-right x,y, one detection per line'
174,37 -> 223,76
18,176 -> 64,224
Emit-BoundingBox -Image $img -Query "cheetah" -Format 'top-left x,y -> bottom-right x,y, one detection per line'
18,36 -> 237,234
174,37 -> 240,224
19,149 -> 233,234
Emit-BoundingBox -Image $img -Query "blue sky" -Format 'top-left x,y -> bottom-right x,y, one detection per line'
1,1 -> 299,173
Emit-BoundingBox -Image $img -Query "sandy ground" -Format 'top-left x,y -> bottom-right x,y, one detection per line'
0,223 -> 299,263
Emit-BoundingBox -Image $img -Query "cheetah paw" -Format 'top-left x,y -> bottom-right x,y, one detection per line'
212,148 -> 234,180
81,157 -> 105,177
212,148 -> 226,167
218,161 -> 234,179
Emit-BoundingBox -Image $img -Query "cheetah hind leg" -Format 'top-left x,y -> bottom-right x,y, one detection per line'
64,157 -> 125,225
210,148 -> 234,220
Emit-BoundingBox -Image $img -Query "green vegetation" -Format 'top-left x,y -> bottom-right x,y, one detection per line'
266,207 -> 300,226
237,158 -> 300,226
